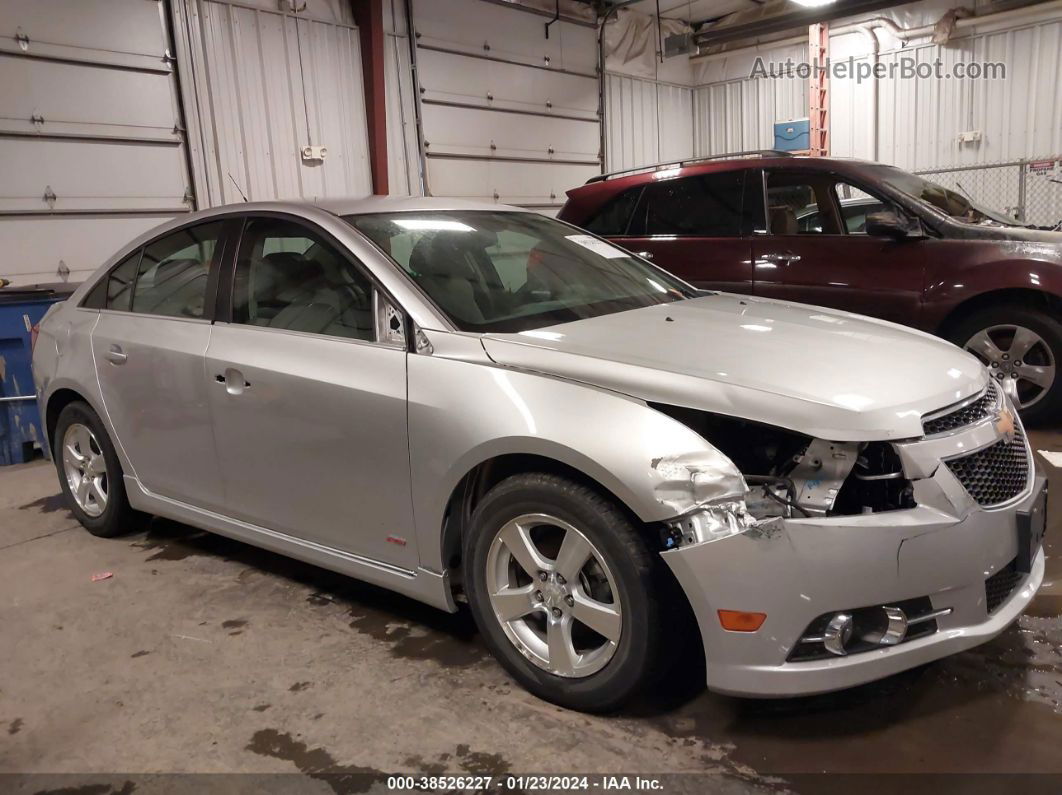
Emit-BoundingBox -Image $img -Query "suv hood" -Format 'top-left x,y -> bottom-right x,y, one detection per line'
481,294 -> 987,441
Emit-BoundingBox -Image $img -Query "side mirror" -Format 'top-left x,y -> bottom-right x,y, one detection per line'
865,210 -> 915,239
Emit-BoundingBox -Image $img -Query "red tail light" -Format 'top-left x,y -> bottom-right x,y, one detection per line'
30,322 -> 40,354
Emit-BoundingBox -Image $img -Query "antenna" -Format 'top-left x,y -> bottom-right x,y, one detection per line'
227,173 -> 249,203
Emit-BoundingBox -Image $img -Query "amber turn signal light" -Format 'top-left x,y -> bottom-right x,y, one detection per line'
717,610 -> 767,632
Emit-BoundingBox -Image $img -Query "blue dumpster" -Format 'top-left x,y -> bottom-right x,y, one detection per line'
0,282 -> 79,465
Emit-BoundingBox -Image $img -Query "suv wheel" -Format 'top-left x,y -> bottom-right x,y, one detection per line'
54,401 -> 142,537
948,306 -> 1062,425
463,473 -> 664,712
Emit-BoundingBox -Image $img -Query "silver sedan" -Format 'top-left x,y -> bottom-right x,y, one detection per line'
33,197 -> 1045,711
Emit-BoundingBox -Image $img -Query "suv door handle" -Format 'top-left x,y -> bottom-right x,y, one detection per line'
759,252 -> 801,264
105,345 -> 127,365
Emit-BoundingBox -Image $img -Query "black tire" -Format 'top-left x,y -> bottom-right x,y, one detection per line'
463,473 -> 665,712
946,305 -> 1062,426
53,401 -> 142,538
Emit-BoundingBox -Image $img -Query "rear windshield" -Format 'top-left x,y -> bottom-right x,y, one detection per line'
345,211 -> 693,333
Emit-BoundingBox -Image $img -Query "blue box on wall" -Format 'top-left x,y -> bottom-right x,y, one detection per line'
774,118 -> 810,151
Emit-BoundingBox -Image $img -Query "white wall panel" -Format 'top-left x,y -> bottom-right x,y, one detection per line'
384,20 -> 421,196
423,105 -> 598,161
411,0 -> 601,212
0,216 -> 174,285
411,0 -> 597,75
418,48 -> 598,119
604,74 -> 694,172
0,0 -> 191,285
427,159 -> 599,207
178,0 -> 371,206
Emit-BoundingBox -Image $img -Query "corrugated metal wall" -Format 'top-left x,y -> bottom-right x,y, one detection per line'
383,0 -> 421,196
829,18 -> 1062,170
692,42 -> 809,157
171,0 -> 371,207
690,8 -> 1062,170
604,74 -> 694,171
0,0 -> 193,285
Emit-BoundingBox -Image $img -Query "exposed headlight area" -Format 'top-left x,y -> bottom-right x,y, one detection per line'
649,404 -> 916,521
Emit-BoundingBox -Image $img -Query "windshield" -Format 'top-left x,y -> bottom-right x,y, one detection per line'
346,211 -> 693,333
871,165 -> 1021,227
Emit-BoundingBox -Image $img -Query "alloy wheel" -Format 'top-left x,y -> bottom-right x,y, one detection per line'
62,423 -> 108,518
486,513 -> 622,678
964,324 -> 1056,410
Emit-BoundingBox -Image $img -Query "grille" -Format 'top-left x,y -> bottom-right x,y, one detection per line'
985,558 -> 1022,614
923,381 -> 999,436
945,426 -> 1030,506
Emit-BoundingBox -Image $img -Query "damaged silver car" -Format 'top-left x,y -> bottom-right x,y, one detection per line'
33,198 -> 1046,712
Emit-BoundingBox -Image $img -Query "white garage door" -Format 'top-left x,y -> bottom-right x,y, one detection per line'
411,0 -> 601,213
0,0 -> 193,285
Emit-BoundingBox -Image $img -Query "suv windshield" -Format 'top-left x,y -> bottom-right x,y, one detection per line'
871,165 -> 1021,227
346,211 -> 693,333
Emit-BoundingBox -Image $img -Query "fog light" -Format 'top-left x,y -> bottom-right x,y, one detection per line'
823,612 -> 854,656
717,610 -> 767,632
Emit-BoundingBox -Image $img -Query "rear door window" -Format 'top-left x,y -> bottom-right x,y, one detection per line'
131,221 -> 225,318
637,171 -> 752,237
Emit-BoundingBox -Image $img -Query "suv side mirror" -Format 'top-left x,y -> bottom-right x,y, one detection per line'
866,210 -> 915,239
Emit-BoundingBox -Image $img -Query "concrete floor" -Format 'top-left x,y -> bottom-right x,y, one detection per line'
1,432 -> 1061,793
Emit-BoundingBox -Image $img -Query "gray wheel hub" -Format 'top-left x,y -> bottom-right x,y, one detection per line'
486,513 -> 622,679
62,423 -> 108,518
964,323 -> 1056,410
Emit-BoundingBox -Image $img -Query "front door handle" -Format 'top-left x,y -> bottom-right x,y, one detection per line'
105,345 -> 127,365
215,368 -> 250,395
759,252 -> 801,264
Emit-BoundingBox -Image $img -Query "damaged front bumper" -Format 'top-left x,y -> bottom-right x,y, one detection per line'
661,466 -> 1046,698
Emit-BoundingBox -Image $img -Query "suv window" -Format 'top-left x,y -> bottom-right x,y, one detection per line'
131,221 -> 224,318
834,183 -> 886,234
583,187 -> 643,236
232,218 -> 375,341
637,172 -> 750,237
766,172 -> 840,235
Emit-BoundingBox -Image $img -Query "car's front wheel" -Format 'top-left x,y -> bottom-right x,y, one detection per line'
464,473 -> 664,712
54,401 -> 141,537
948,305 -> 1062,425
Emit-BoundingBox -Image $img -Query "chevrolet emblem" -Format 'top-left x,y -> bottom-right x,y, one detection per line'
995,407 -> 1016,442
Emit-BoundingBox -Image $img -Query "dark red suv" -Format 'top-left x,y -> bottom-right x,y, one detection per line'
559,152 -> 1062,423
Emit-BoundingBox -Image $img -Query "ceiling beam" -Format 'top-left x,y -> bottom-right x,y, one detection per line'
692,0 -> 908,46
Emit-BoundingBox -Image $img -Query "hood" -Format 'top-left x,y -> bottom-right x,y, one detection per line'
481,294 -> 988,441
941,220 -> 1062,245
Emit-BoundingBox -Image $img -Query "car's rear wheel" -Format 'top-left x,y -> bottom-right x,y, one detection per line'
463,473 -> 664,712
54,401 -> 141,538
948,305 -> 1062,425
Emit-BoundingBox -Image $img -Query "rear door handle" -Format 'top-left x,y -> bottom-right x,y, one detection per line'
105,345 -> 127,365
215,368 -> 250,395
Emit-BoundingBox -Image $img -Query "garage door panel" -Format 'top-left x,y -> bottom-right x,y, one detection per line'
0,0 -> 169,71
0,55 -> 179,141
417,49 -> 598,119
0,215 -> 179,284
427,159 -> 598,206
412,0 -> 596,75
0,138 -> 188,213
423,105 -> 598,161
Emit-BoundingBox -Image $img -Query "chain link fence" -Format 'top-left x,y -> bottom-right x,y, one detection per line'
915,157 -> 1062,230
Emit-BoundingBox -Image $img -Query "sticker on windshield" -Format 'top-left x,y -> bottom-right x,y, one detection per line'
565,234 -> 629,259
